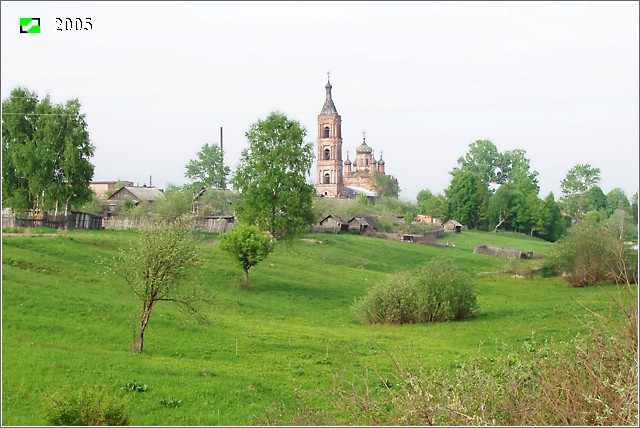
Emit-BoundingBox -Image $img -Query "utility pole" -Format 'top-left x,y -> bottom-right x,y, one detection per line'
220,126 -> 223,156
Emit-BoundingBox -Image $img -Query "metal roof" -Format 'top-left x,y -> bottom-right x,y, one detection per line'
109,186 -> 164,201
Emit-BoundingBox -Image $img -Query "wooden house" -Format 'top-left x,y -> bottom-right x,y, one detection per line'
443,219 -> 464,233
317,214 -> 348,233
107,186 -> 164,213
348,216 -> 378,234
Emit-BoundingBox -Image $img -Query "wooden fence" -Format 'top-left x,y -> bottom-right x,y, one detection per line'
2,211 -> 103,230
102,216 -> 236,233
473,244 -> 537,259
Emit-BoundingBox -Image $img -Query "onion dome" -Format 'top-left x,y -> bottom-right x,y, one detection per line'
356,136 -> 372,154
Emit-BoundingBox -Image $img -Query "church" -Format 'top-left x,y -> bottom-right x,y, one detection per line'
315,78 -> 397,198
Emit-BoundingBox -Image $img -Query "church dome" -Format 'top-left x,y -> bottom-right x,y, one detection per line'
356,141 -> 372,154
344,157 -> 352,166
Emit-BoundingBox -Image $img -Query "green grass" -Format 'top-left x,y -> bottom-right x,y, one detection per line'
1,229 -> 628,425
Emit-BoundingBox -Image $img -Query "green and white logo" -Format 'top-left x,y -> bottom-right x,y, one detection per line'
20,18 -> 40,33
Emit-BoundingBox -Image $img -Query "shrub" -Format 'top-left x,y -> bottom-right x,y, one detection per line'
549,218 -> 637,286
43,385 -> 129,426
352,258 -> 478,324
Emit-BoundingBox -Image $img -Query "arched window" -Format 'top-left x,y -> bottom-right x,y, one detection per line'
324,148 -> 330,160
323,126 -> 330,138
324,173 -> 330,184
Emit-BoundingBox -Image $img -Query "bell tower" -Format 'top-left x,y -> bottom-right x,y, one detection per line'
316,74 -> 344,197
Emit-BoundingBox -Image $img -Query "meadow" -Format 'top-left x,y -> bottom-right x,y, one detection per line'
1,227 -> 629,425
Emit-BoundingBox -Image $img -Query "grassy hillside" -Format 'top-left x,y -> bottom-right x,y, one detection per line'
1,229 -> 626,425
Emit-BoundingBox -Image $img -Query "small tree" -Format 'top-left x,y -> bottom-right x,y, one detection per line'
218,223 -> 274,288
107,217 -> 206,352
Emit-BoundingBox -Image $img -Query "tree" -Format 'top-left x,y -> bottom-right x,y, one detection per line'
420,194 -> 448,219
232,112 -> 315,238
535,192 -> 564,242
2,87 -> 95,212
218,223 -> 274,288
582,185 -> 607,214
107,217 -> 206,353
560,164 -> 601,217
630,192 -> 639,225
452,140 -> 505,190
605,188 -> 630,216
452,142 -> 540,197
185,143 -> 230,189
502,148 -> 540,194
372,173 -> 399,198
153,184 -> 193,220
488,183 -> 520,232
194,187 -> 239,216
446,171 -> 489,229
416,189 -> 433,205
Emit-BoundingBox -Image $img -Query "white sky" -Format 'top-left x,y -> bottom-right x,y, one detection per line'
2,1 -> 638,201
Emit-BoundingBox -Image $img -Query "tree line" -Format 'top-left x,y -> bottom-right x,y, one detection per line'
416,140 -> 637,242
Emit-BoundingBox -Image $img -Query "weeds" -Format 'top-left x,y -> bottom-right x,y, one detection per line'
121,381 -> 147,393
43,385 -> 129,426
159,397 -> 182,408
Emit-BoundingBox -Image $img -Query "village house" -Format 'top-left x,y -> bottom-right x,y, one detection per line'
106,186 -> 164,214
348,216 -> 378,234
443,219 -> 465,233
316,214 -> 349,233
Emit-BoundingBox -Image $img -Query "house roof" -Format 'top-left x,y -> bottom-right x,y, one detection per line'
348,216 -> 378,229
318,214 -> 347,224
445,219 -> 463,227
109,186 -> 164,202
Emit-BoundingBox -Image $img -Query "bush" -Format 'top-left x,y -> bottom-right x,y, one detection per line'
43,385 -> 129,426
352,258 -> 478,324
549,218 -> 637,286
